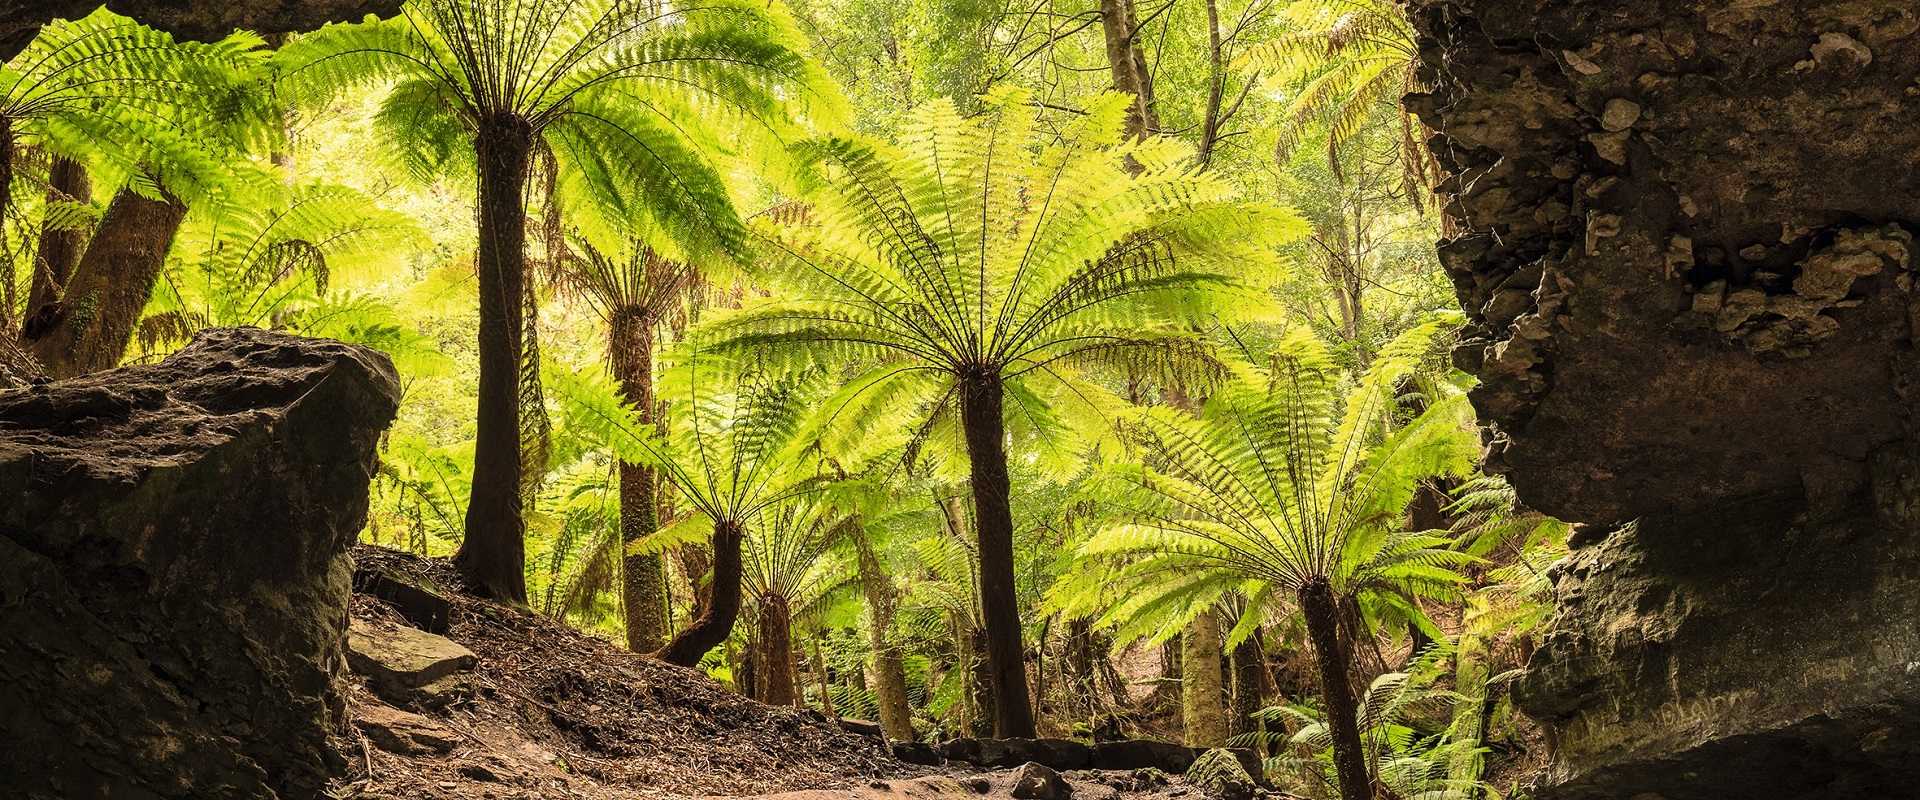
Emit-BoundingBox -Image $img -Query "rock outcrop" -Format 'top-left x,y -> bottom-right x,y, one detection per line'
1407,0 -> 1920,797
2,0 -> 403,60
0,328 -> 401,799
346,617 -> 478,710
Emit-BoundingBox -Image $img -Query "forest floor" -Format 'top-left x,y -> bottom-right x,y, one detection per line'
332,546 -> 1206,800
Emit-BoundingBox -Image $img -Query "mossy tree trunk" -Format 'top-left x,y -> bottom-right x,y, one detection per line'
609,308 -> 669,652
27,186 -> 187,378
851,519 -> 914,739
1182,606 -> 1230,748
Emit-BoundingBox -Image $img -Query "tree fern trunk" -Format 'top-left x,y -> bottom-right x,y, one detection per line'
456,112 -> 534,604
23,156 -> 89,336
1300,577 -> 1371,800
610,308 -> 668,651
811,628 -> 837,716
754,592 -> 796,705
27,186 -> 186,379
656,520 -> 743,667
1230,625 -> 1268,738
958,369 -> 1036,739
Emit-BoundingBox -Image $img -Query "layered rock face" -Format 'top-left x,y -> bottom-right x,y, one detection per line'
0,328 -> 401,799
1405,1 -> 1920,797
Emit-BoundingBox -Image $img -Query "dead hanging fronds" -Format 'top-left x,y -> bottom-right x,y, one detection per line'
259,238 -> 328,293
136,309 -> 212,355
520,278 -> 552,505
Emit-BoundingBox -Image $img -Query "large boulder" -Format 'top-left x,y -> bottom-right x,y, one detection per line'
0,328 -> 401,799
1406,0 -> 1920,797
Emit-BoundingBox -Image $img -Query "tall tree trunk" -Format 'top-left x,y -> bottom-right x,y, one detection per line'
27,186 -> 186,378
1099,0 -> 1159,142
1300,578 -> 1371,800
851,520 -> 915,739
456,112 -> 535,604
611,309 -> 669,651
957,369 -> 1036,739
24,155 -> 90,334
1182,607 -> 1230,748
754,592 -> 797,705
657,520 -> 743,667
1230,626 -> 1268,738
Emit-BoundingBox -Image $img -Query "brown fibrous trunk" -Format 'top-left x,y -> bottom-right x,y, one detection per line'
753,592 -> 796,705
655,520 -> 743,667
957,368 -> 1036,739
455,112 -> 535,605
1300,577 -> 1372,800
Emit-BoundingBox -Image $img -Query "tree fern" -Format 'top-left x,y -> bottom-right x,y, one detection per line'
274,0 -> 838,602
1068,319 -> 1476,800
549,351 -> 834,665
700,85 -> 1303,736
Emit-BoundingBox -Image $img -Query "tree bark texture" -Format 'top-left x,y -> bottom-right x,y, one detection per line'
656,520 -> 743,667
24,156 -> 91,331
851,519 -> 915,739
456,112 -> 534,605
753,592 -> 796,705
1181,606 -> 1230,748
958,369 -> 1036,739
1300,577 -> 1370,800
1099,0 -> 1159,141
1230,625 -> 1269,738
610,309 -> 668,652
